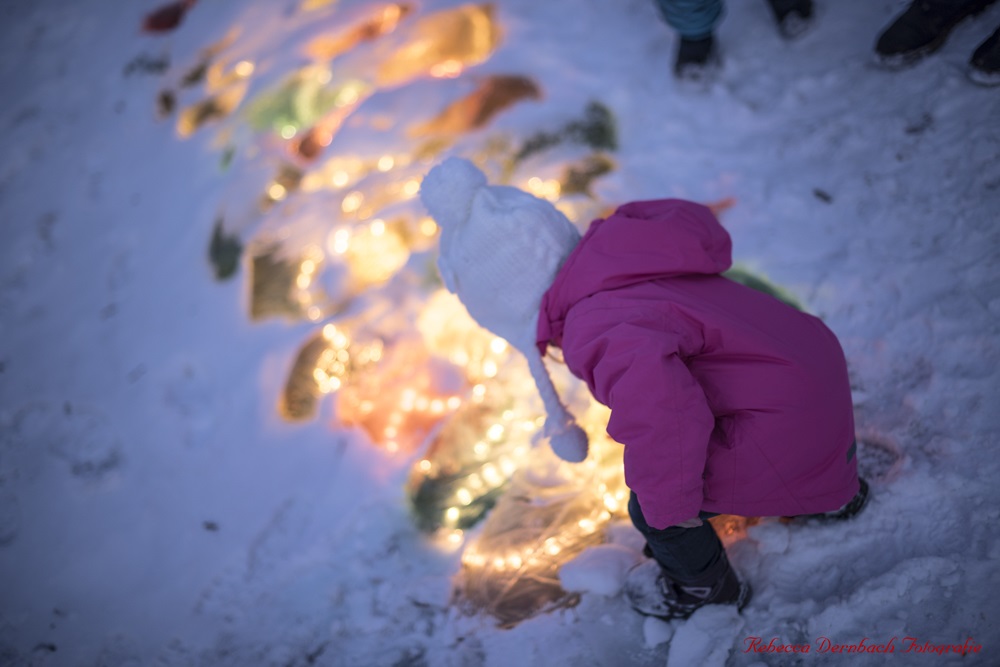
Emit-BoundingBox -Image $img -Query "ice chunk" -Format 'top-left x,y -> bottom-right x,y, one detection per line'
667,605 -> 744,667
558,544 -> 641,597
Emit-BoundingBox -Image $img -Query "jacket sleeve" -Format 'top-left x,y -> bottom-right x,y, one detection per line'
562,305 -> 715,530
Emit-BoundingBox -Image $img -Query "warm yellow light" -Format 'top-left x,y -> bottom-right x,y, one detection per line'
342,191 -> 364,213
603,492 -> 620,513
401,179 -> 420,197
419,217 -> 438,237
486,424 -> 504,442
430,59 -> 464,78
331,170 -> 350,188
456,488 -> 473,505
472,384 -> 486,398
543,179 -> 561,201
446,396 -> 461,410
578,518 -> 597,533
296,274 -> 312,289
490,338 -> 508,355
301,173 -> 324,192
342,223 -> 409,286
401,389 -> 417,411
377,155 -> 395,171
268,183 -> 288,201
445,507 -> 460,524
473,441 -> 489,459
234,60 -> 255,77
499,456 -> 516,476
447,530 -> 464,546
307,306 -> 321,321
328,229 -> 351,255
525,176 -> 561,201
482,360 -> 498,378
418,459 -> 432,472
338,84 -> 362,107
483,464 -> 501,486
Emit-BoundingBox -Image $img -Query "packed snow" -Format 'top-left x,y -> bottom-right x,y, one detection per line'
1,0 -> 998,665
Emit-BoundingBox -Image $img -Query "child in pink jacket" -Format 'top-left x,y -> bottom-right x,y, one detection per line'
420,157 -> 866,620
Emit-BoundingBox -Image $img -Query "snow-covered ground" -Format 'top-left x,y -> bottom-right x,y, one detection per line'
1,0 -> 999,665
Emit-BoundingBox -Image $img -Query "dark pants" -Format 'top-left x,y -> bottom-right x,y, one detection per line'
628,492 -> 725,584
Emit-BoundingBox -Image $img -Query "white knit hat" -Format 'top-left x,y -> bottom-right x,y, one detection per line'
420,157 -> 589,463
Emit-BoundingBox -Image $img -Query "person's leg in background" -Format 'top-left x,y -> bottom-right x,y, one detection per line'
765,0 -> 815,39
875,0 -> 999,73
653,0 -> 724,80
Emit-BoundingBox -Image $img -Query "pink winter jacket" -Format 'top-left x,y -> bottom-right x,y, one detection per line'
537,199 -> 859,530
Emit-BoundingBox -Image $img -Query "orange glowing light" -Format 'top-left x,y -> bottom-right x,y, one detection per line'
430,59 -> 465,78
409,74 -> 541,138
336,339 -> 464,453
376,4 -> 501,87
176,81 -> 249,138
305,4 -> 413,61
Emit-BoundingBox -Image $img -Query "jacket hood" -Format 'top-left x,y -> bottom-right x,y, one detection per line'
537,198 -> 732,352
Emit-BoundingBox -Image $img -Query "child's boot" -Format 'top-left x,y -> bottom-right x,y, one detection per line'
766,0 -> 815,39
969,26 -> 1000,85
875,0 -> 998,68
674,34 -> 720,82
624,553 -> 752,620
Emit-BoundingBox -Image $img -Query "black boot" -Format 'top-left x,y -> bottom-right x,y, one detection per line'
970,25 -> 1000,85
674,34 -> 720,82
875,0 -> 999,67
767,0 -> 815,39
625,553 -> 752,620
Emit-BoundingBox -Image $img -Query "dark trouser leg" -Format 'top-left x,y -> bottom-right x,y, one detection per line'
628,491 -> 726,584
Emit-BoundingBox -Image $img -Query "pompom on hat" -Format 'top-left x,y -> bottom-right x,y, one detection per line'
420,157 -> 589,463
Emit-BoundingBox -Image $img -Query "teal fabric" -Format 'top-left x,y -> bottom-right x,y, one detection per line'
654,0 -> 724,38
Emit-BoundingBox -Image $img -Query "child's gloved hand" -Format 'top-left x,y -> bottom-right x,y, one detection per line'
674,517 -> 704,528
